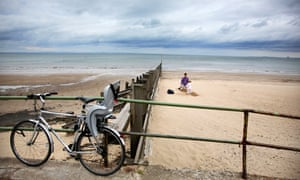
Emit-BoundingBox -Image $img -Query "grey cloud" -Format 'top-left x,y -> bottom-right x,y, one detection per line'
252,20 -> 268,28
0,0 -> 299,55
135,19 -> 162,28
288,18 -> 300,26
219,23 -> 240,34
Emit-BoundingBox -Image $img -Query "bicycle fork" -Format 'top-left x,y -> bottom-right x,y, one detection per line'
26,122 -> 41,146
26,119 -> 54,153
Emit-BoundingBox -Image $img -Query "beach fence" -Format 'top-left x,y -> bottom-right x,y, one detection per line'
1,65 -> 300,178
130,63 -> 161,158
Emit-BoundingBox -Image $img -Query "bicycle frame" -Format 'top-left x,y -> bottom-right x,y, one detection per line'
25,87 -> 125,157
34,109 -> 121,156
34,110 -> 83,155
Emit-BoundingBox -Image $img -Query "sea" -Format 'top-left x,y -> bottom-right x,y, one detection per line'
0,53 -> 299,91
0,53 -> 300,75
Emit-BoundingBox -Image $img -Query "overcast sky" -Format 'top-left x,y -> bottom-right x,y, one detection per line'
0,0 -> 300,57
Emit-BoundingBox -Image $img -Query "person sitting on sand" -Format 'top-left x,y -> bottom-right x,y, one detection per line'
179,72 -> 189,90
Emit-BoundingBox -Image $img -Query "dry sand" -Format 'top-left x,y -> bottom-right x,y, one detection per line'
1,72 -> 300,179
147,71 -> 300,179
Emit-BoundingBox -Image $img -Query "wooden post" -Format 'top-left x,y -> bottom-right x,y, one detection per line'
130,64 -> 162,159
130,83 -> 146,158
130,79 -> 136,158
242,111 -> 249,179
125,81 -> 130,90
104,130 -> 108,166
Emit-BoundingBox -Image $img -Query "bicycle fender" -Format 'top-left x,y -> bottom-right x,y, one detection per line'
28,119 -> 54,153
104,126 -> 125,146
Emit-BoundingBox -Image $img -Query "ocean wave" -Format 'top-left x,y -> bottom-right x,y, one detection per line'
0,84 -> 52,92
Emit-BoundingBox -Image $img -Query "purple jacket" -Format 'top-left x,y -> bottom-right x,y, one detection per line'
181,76 -> 189,86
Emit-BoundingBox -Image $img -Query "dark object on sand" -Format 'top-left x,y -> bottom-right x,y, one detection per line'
167,89 -> 175,94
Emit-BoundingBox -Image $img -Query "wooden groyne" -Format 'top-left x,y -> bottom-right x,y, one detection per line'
130,63 -> 161,159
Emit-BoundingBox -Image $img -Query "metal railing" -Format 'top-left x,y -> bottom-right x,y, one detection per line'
0,96 -> 299,178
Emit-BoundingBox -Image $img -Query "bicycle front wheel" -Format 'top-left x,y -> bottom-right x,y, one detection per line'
10,120 -> 52,166
77,127 -> 125,176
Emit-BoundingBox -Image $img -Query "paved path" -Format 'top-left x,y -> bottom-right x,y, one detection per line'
0,157 -> 279,180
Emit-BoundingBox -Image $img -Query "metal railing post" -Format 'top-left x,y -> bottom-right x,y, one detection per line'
242,111 -> 249,179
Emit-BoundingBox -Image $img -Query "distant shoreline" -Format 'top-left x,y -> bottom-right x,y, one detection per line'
1,53 -> 299,75
1,71 -> 299,90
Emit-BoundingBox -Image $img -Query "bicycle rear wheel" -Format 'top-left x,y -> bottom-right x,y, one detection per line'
77,127 -> 125,176
10,120 -> 52,166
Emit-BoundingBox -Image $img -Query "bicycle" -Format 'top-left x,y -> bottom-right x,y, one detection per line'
10,81 -> 126,176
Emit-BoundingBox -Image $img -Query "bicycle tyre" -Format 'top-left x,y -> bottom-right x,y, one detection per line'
10,120 -> 52,166
77,127 -> 125,176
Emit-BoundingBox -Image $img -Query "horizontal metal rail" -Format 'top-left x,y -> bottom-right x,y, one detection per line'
121,131 -> 241,145
246,140 -> 300,152
119,131 -> 300,152
0,126 -> 74,132
0,95 -> 101,101
1,96 -> 299,119
1,126 -> 298,153
0,96 -> 244,112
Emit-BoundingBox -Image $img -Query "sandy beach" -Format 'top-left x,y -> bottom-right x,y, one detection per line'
147,71 -> 300,179
1,71 -> 300,179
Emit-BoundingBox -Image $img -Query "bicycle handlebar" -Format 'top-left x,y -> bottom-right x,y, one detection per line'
27,92 -> 58,104
27,92 -> 58,100
27,92 -> 58,110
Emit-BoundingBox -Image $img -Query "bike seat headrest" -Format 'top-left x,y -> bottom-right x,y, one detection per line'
100,80 -> 120,111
